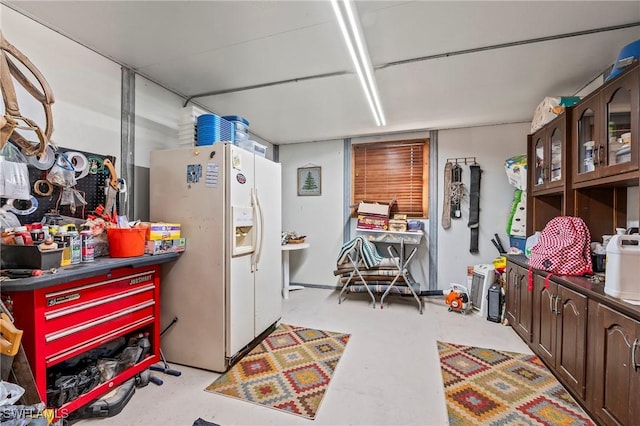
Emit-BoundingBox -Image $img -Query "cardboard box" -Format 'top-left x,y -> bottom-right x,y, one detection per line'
356,215 -> 389,230
145,223 -> 181,240
145,238 -> 186,255
357,202 -> 391,217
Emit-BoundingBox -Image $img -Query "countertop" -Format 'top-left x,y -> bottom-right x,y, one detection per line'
0,252 -> 180,291
507,254 -> 640,321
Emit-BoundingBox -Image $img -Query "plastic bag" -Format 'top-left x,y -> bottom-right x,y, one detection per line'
0,204 -> 21,230
0,143 -> 30,200
0,381 -> 25,406
46,152 -> 77,188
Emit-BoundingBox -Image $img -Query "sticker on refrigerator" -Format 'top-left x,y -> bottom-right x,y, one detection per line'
236,173 -> 246,184
232,153 -> 241,170
187,164 -> 202,184
205,163 -> 219,188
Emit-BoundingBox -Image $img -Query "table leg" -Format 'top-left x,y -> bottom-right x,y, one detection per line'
283,250 -> 290,300
282,250 -> 304,300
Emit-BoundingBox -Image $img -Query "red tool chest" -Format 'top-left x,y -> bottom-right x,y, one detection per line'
4,263 -> 162,417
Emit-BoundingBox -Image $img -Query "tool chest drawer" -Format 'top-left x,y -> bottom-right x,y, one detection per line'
3,263 -> 163,414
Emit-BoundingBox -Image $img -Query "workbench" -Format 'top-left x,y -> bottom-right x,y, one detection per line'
0,253 -> 179,417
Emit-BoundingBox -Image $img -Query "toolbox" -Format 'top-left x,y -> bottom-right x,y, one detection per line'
1,244 -> 63,269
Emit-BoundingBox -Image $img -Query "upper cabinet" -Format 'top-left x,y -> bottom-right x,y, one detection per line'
573,64 -> 639,186
529,111 -> 571,194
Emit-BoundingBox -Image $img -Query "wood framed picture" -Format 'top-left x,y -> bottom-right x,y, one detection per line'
297,166 -> 321,196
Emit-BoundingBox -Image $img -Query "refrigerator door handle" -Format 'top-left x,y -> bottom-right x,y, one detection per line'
254,188 -> 265,270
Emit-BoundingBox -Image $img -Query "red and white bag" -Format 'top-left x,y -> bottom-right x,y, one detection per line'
528,216 -> 593,289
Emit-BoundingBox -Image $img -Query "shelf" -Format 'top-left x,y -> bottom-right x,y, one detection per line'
356,228 -> 423,244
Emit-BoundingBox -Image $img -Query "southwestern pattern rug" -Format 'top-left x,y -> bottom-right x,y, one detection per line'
437,341 -> 595,426
205,323 -> 350,420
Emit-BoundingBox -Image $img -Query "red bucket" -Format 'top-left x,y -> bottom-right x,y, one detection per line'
107,227 -> 146,258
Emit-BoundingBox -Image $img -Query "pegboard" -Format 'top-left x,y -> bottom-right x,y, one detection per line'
1,146 -> 117,225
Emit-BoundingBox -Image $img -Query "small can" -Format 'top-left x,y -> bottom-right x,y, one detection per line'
68,228 -> 82,264
80,230 -> 95,262
30,223 -> 45,242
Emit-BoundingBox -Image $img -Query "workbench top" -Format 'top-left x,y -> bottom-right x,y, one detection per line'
0,252 -> 180,291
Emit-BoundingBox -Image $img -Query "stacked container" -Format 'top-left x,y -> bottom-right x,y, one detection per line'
222,116 -> 250,144
196,114 -> 234,146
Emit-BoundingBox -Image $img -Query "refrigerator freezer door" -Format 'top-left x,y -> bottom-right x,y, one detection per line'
149,145 -> 227,372
226,145 -> 257,357
253,155 -> 282,336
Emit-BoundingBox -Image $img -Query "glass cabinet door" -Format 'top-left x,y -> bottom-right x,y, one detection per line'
605,87 -> 631,167
549,127 -> 562,182
534,134 -> 545,186
577,108 -> 596,174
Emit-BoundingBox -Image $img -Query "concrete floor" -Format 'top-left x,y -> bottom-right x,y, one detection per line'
77,288 -> 531,426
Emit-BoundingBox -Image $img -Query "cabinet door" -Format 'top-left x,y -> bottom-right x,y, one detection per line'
515,265 -> 533,342
530,114 -> 567,194
505,262 -> 519,327
600,68 -> 639,177
547,119 -> 565,188
532,274 -> 556,365
573,93 -> 602,184
531,128 -> 548,191
556,286 -> 588,400
632,322 -> 640,423
593,303 -> 638,426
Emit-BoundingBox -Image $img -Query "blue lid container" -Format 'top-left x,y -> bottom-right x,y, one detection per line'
196,114 -> 234,146
606,39 -> 640,82
221,115 -> 249,139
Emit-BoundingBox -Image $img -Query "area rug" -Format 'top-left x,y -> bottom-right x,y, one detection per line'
437,341 -> 595,425
205,323 -> 350,420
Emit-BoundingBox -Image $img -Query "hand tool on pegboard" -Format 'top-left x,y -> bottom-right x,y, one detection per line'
116,177 -> 129,227
102,158 -> 119,224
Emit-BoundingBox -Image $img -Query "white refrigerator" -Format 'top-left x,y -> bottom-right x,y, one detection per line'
149,143 -> 282,372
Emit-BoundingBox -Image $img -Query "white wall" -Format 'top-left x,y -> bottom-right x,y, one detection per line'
135,76 -> 185,168
2,6 -> 121,166
279,140 -> 344,286
436,123 -> 530,288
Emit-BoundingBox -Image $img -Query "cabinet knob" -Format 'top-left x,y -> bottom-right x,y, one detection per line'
633,339 -> 639,372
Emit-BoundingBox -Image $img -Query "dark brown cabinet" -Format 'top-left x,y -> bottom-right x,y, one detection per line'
527,112 -> 574,235
573,64 -> 639,186
533,274 -> 588,400
592,303 -> 640,426
505,262 -> 532,342
508,256 -> 640,425
530,112 -> 571,194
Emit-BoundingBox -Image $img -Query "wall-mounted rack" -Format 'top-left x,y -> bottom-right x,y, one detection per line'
446,156 -> 478,165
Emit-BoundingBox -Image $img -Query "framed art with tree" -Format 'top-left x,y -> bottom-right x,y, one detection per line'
297,166 -> 321,196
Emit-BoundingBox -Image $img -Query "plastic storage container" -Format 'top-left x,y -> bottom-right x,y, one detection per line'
221,116 -> 249,143
604,234 -> 640,301
196,114 -> 234,146
238,140 -> 267,157
107,227 -> 146,258
221,116 -> 249,134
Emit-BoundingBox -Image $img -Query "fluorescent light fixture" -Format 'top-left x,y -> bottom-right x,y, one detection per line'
331,0 -> 386,126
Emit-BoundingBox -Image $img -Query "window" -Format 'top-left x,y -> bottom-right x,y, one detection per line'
352,139 -> 429,218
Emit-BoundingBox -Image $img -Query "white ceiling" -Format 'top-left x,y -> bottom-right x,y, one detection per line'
4,1 -> 640,144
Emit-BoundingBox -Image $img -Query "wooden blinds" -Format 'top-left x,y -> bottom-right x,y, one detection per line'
352,139 -> 429,218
